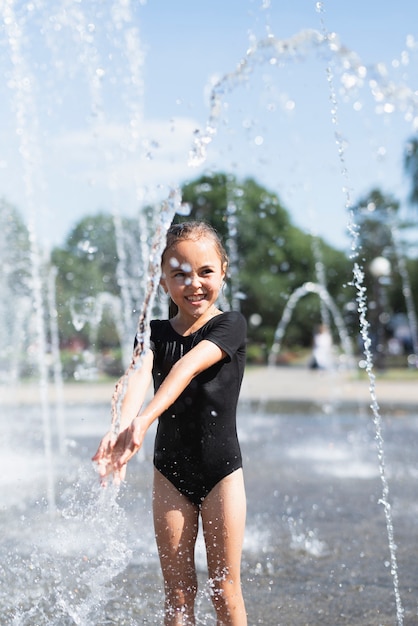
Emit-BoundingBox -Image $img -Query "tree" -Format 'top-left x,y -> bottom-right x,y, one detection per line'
51,212 -> 143,352
351,188 -> 399,262
349,187 -> 418,313
0,198 -> 31,296
404,137 -> 418,207
180,173 -> 353,352
49,173 -> 355,365
350,186 -> 418,364
0,199 -> 31,377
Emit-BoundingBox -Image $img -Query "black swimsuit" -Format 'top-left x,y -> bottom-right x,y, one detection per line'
150,311 -> 247,506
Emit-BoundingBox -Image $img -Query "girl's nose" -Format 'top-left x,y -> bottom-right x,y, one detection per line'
187,273 -> 201,288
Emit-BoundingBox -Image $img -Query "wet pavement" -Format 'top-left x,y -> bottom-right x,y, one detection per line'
1,368 -> 418,624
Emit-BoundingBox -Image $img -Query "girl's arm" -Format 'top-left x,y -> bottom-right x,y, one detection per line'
92,349 -> 153,481
112,339 -> 226,470
115,349 -> 154,431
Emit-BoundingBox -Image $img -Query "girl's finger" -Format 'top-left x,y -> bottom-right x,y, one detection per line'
91,447 -> 102,462
116,445 -> 136,468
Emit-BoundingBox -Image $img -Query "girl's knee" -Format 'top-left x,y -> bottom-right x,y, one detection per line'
208,574 -> 243,615
165,580 -> 198,611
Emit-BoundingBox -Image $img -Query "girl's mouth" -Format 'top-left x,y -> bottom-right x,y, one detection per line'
186,295 -> 205,303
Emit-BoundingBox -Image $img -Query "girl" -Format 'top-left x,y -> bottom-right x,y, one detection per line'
93,221 -> 248,626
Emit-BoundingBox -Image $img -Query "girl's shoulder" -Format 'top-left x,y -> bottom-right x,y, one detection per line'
204,310 -> 247,341
222,310 -> 246,323
212,310 -> 247,329
204,311 -> 247,357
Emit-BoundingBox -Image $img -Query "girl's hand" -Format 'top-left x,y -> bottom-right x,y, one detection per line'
92,418 -> 146,485
92,431 -> 116,480
112,417 -> 146,470
92,430 -> 126,486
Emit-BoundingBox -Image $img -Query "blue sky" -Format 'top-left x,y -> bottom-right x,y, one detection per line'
1,0 -> 418,251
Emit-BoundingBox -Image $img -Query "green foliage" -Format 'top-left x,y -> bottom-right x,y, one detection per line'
51,212 -> 139,347
44,169 -> 418,367
0,198 -> 31,297
388,256 -> 418,315
52,213 -> 120,298
51,213 -> 116,346
352,188 -> 399,262
0,200 -> 32,373
5,127 -> 418,375
46,173 -> 355,360
180,173 -> 353,350
404,137 -> 418,207
351,188 -> 405,312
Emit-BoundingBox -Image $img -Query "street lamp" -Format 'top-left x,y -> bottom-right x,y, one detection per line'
369,256 -> 392,369
369,256 -> 391,281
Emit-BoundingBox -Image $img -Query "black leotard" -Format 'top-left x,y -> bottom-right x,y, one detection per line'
150,311 -> 247,506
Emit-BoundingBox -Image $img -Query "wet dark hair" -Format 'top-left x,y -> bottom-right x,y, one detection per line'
161,221 -> 228,318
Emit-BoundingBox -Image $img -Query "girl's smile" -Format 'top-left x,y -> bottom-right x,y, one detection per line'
161,237 -> 226,329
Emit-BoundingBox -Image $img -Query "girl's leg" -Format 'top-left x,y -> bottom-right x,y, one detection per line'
201,469 -> 247,626
153,468 -> 200,626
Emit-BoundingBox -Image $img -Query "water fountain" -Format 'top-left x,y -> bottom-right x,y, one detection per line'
1,1 -> 418,624
268,281 -> 354,368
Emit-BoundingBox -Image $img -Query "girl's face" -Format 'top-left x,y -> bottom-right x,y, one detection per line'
161,237 -> 226,320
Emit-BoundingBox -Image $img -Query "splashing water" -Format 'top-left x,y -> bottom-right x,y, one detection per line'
188,26 -> 418,170
2,0 -> 56,511
287,516 -> 329,558
317,4 -> 404,623
110,188 -> 182,436
188,4 -> 413,623
2,1 -> 418,623
268,281 -> 354,368
7,486 -> 133,626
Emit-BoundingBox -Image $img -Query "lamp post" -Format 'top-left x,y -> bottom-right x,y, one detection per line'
369,256 -> 391,369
